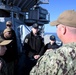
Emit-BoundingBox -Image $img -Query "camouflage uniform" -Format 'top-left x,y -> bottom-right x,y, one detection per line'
30,42 -> 76,75
0,57 -> 8,75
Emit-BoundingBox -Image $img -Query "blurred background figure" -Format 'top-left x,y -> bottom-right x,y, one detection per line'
6,21 -> 17,46
0,28 -> 18,75
6,21 -> 16,38
44,35 -> 61,51
0,36 -> 12,75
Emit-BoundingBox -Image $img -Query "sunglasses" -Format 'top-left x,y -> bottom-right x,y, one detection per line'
6,25 -> 11,27
34,27 -> 38,29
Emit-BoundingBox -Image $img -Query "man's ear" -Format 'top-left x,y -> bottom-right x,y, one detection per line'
61,25 -> 66,35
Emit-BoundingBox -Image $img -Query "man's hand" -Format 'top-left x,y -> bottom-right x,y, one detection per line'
34,55 -> 40,59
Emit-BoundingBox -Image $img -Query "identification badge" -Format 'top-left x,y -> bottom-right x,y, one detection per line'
25,38 -> 28,43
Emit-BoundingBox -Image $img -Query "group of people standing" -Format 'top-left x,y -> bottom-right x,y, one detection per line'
0,20 -> 61,75
30,10 -> 76,75
18,23 -> 61,75
0,9 -> 76,75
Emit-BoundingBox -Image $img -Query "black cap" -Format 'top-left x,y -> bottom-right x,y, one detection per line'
32,23 -> 38,29
50,35 -> 56,41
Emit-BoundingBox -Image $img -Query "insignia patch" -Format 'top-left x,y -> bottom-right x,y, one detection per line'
25,38 -> 28,43
52,36 -> 54,38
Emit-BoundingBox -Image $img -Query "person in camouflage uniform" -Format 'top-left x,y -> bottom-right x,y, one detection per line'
30,10 -> 76,75
0,36 -> 12,75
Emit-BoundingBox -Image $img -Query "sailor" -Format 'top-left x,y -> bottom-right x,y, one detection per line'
23,23 -> 45,75
44,35 -> 60,51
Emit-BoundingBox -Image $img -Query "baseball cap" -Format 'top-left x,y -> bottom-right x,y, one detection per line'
50,35 -> 56,41
3,28 -> 11,34
0,36 -> 12,45
32,23 -> 38,29
6,21 -> 12,26
50,10 -> 76,28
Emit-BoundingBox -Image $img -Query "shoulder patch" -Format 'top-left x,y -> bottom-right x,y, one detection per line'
25,38 -> 28,43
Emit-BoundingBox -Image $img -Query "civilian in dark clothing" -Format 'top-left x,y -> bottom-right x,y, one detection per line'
23,23 -> 45,75
44,35 -> 61,51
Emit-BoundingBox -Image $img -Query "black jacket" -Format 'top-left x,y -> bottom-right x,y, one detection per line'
23,32 -> 44,58
44,42 -> 60,51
